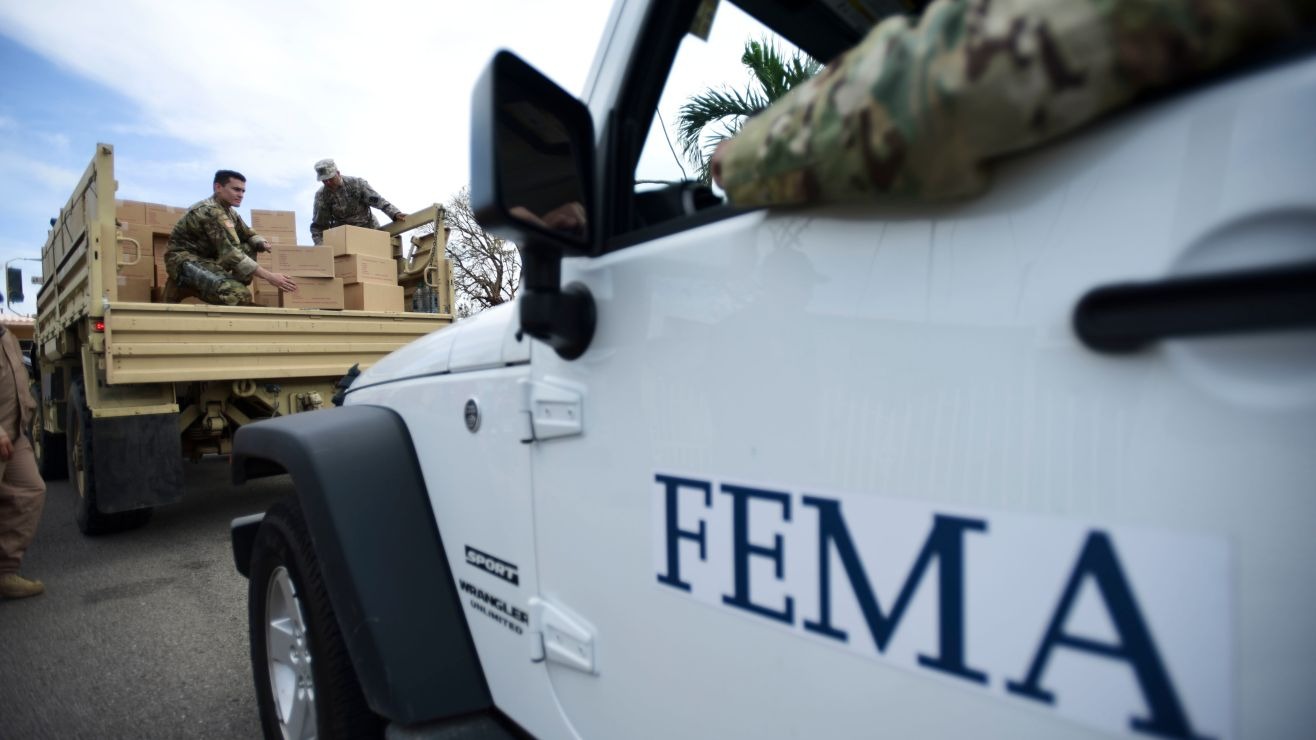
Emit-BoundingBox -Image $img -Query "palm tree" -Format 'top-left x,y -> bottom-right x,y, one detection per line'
677,38 -> 821,182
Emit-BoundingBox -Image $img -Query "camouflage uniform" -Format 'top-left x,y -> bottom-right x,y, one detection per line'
0,324 -> 45,581
309,176 -> 404,245
717,0 -> 1316,207
166,196 -> 268,306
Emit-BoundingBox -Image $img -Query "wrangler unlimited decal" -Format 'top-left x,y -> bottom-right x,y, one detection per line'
460,579 -> 529,636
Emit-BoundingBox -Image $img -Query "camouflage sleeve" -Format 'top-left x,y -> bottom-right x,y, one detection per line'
359,179 -> 403,220
310,190 -> 327,245
232,212 -> 268,252
201,206 -> 259,279
717,0 -> 1316,207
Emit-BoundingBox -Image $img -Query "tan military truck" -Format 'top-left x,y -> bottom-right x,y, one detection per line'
31,143 -> 455,534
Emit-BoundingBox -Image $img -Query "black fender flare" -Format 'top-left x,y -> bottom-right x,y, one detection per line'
230,404 -> 492,725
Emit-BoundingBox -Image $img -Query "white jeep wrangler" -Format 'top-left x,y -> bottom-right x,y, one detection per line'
231,1 -> 1316,738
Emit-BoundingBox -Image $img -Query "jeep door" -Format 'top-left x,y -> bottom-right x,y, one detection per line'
512,2 -> 1316,738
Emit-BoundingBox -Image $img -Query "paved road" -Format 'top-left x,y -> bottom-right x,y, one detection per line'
0,457 -> 289,739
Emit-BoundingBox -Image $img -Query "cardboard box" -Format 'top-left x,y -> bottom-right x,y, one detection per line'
260,229 -> 299,247
344,282 -> 404,312
116,199 -> 149,225
251,292 -> 280,307
146,204 -> 187,230
116,225 -> 155,279
271,245 -> 333,278
321,225 -> 391,260
153,234 -> 171,287
280,277 -> 343,309
251,209 -> 296,231
251,273 -> 271,297
151,287 -> 165,303
116,274 -> 152,302
334,254 -> 396,285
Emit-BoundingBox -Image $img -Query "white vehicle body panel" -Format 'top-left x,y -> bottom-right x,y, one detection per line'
350,352 -> 582,739
355,302 -> 528,389
519,52 -> 1316,740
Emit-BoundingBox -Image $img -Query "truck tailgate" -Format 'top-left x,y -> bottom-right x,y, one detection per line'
103,302 -> 447,384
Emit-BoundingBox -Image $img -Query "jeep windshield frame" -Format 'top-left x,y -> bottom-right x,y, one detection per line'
599,0 -> 906,252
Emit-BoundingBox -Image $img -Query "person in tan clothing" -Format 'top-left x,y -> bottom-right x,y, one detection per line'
0,324 -> 46,599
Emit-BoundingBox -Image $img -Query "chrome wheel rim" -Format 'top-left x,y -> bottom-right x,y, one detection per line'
266,565 -> 317,740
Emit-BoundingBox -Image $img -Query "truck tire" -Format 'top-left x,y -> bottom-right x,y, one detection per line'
31,381 -> 67,480
249,497 -> 383,740
66,378 -> 152,535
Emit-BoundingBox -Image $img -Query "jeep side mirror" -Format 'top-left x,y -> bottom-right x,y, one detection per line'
470,51 -> 597,360
470,50 -> 595,254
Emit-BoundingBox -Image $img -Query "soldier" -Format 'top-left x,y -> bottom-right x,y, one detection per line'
711,0 -> 1316,207
0,323 -> 46,599
165,170 -> 298,306
309,159 -> 407,245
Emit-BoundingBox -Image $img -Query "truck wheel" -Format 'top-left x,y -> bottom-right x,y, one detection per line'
31,381 -> 67,480
66,378 -> 153,535
249,497 -> 382,740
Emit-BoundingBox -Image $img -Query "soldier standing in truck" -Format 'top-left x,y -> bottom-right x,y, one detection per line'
165,170 -> 299,305
309,158 -> 407,245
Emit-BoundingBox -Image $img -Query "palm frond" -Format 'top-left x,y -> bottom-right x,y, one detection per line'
695,127 -> 742,182
741,39 -> 785,100
672,35 -> 822,182
743,37 -> 821,102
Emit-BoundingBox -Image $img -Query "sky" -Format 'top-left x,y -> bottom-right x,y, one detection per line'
0,0 -> 802,317
0,0 -> 621,315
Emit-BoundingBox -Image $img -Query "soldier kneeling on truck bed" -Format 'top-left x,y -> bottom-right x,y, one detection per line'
165,169 -> 298,306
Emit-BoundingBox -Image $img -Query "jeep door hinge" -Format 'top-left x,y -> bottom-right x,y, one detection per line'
519,378 -> 584,443
528,597 -> 597,675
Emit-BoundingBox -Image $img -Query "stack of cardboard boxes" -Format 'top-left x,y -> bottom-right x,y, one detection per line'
262,247 -> 342,309
114,199 -> 188,303
251,209 -> 298,249
114,202 -> 404,311
249,210 -> 345,309
323,225 -> 405,311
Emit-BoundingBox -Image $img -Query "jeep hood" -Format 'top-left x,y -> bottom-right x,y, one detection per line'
348,302 -> 529,393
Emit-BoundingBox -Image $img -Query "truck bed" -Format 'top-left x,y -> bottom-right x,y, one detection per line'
35,143 -> 453,389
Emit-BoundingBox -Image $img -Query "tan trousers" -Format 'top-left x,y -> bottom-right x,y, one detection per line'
0,436 -> 47,575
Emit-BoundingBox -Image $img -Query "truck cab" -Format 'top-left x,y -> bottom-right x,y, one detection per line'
232,1 -> 1316,738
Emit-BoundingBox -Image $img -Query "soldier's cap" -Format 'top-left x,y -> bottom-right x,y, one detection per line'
314,158 -> 339,181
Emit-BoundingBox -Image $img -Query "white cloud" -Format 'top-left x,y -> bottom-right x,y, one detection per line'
0,151 -> 80,191
0,0 -> 615,228
35,131 -> 71,151
105,121 -> 168,138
